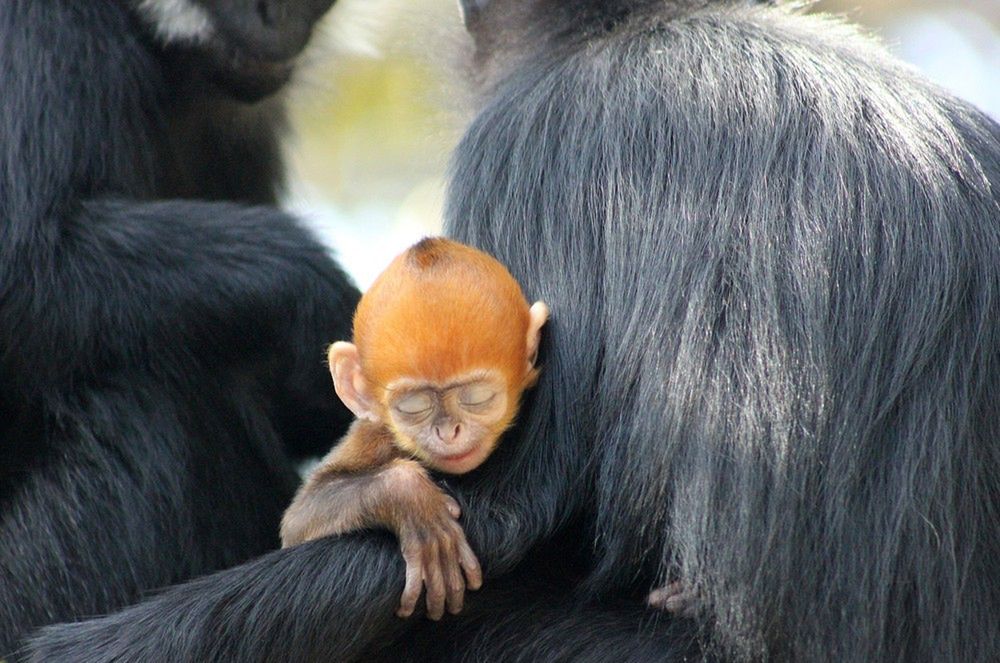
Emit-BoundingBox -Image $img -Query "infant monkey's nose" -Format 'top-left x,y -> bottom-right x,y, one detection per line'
435,423 -> 462,443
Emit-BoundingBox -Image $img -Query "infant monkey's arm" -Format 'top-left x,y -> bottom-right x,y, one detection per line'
280,420 -> 482,619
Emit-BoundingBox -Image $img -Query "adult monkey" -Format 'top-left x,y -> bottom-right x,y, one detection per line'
24,0 -> 1000,662
0,0 -> 358,655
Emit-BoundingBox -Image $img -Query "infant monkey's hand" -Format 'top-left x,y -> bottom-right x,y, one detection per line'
396,492 -> 482,620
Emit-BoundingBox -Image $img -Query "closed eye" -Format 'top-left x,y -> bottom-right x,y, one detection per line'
395,393 -> 433,415
459,386 -> 496,408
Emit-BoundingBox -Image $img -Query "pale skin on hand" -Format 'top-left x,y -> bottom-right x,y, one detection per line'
647,581 -> 700,618
281,239 -> 549,620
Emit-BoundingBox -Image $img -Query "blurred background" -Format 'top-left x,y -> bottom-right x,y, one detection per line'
286,0 -> 1000,288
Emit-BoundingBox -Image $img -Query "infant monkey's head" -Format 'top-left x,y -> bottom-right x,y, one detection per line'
329,237 -> 548,474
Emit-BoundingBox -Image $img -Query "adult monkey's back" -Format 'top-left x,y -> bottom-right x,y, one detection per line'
448,0 -> 1000,660
24,0 -> 1000,661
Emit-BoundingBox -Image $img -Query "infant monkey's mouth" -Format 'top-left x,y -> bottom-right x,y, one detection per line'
431,447 -> 486,474
440,450 -> 475,462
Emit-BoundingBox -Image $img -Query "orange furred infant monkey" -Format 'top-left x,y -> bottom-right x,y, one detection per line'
280,237 -> 548,620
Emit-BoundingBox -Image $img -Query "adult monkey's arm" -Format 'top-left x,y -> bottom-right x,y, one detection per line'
23,396 -> 586,662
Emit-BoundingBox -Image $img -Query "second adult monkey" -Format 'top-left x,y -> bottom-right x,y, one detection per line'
281,237 -> 549,620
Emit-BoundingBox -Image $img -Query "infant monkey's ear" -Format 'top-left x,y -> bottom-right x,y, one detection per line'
328,342 -> 379,423
526,301 -> 549,368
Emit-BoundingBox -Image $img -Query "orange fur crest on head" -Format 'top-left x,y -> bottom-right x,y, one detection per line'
353,238 -> 536,397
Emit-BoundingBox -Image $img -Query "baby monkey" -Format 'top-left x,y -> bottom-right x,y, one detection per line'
281,237 -> 548,621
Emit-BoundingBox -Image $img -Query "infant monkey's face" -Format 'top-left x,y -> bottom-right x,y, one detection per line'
385,371 -> 511,474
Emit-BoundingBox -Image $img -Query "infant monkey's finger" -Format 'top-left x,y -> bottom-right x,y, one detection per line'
397,555 -> 423,618
443,541 -> 467,614
456,539 -> 482,590
424,546 -> 447,620
443,495 -> 461,519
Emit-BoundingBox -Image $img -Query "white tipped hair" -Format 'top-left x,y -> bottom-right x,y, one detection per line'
138,0 -> 215,44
